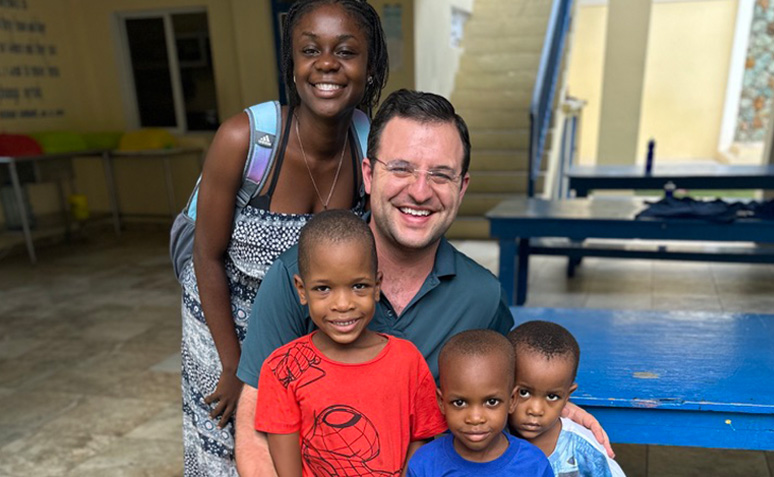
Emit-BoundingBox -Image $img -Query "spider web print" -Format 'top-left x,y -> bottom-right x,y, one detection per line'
302,405 -> 399,476
269,342 -> 326,389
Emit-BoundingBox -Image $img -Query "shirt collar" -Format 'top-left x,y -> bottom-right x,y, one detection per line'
433,237 -> 457,278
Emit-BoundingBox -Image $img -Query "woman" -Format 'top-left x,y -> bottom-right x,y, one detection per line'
179,1 -> 389,475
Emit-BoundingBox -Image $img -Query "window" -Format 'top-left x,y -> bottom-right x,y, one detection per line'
118,9 -> 219,132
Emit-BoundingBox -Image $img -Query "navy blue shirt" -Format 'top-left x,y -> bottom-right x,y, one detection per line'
237,237 -> 514,386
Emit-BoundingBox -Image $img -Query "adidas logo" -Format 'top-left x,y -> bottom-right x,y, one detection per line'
257,134 -> 273,147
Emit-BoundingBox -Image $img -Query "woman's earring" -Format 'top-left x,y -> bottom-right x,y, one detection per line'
293,75 -> 296,84
367,76 -> 374,85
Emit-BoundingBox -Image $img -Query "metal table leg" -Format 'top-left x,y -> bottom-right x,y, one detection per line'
498,238 -> 517,306
8,160 -> 36,264
162,156 -> 176,219
516,238 -> 531,306
102,151 -> 121,236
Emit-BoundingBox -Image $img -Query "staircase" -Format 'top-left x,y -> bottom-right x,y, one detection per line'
448,0 -> 557,239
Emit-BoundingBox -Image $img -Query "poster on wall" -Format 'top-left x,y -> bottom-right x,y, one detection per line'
383,4 -> 403,72
0,0 -> 65,123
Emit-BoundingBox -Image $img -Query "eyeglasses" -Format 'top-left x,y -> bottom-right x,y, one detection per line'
370,157 -> 462,186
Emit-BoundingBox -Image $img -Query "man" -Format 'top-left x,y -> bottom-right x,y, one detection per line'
234,90 -> 609,475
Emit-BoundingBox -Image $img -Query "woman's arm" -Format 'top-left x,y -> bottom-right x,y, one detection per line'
193,112 -> 251,428
267,432 -> 303,477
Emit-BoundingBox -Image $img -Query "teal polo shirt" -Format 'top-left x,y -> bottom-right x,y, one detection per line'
237,237 -> 514,386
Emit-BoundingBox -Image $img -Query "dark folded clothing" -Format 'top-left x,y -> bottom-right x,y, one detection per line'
636,197 -> 774,222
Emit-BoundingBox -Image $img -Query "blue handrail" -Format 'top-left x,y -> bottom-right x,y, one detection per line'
528,0 -> 574,197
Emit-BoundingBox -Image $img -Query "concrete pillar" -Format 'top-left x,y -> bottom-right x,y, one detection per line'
596,0 -> 652,165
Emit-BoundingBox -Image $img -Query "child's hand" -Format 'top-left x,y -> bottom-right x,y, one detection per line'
205,370 -> 244,428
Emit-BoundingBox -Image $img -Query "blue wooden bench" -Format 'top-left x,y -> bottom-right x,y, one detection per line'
566,163 -> 774,197
511,307 -> 774,450
487,196 -> 774,306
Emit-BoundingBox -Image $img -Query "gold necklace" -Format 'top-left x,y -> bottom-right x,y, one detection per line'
294,113 -> 348,210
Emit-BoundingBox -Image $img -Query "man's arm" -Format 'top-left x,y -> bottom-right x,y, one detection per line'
235,385 -> 277,477
234,251 -> 308,474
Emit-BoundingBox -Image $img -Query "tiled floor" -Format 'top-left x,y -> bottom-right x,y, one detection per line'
0,226 -> 772,476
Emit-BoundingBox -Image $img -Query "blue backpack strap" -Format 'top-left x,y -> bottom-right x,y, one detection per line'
238,101 -> 281,208
350,108 -> 370,209
350,108 -> 370,161
183,101 -> 280,219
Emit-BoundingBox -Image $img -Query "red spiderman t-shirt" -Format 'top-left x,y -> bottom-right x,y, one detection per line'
256,332 -> 447,476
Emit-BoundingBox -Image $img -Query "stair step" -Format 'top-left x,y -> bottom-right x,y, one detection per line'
457,108 -> 530,129
470,130 -> 530,150
459,52 -> 541,74
463,35 -> 546,54
459,193 -> 522,216
472,0 -> 553,17
467,171 -> 529,193
446,217 -> 492,240
466,19 -> 548,38
470,149 -> 529,171
452,90 -> 532,110
455,71 -> 537,91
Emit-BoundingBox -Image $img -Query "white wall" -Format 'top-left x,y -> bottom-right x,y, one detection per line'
414,0 -> 474,97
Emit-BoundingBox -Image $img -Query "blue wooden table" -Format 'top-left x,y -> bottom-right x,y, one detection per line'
566,163 -> 774,197
511,307 -> 774,450
488,197 -> 774,306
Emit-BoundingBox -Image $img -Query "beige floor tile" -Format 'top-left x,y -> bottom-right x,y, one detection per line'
66,437 -> 183,477
0,430 -> 118,476
651,294 -> 724,312
584,292 -> 653,310
0,337 -> 45,359
648,446 -> 770,477
525,292 -> 588,308
0,390 -> 82,428
126,403 -> 183,441
38,395 -> 168,437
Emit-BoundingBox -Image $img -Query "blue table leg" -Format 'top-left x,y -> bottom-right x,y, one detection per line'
498,238 -> 516,306
516,238 -> 530,306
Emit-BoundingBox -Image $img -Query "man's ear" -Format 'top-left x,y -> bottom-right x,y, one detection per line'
293,274 -> 308,305
362,158 -> 374,195
457,172 -> 470,203
436,387 -> 445,415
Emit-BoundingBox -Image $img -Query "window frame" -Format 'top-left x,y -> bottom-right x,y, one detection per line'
114,7 -> 211,133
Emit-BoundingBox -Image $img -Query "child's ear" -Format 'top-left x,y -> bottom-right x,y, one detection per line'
568,382 -> 578,398
508,385 -> 519,414
293,274 -> 308,305
374,270 -> 383,301
436,387 -> 445,415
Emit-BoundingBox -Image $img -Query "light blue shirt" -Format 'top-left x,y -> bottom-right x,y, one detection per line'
550,418 -> 626,477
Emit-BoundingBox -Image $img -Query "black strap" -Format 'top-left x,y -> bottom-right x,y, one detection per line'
249,106 -> 294,210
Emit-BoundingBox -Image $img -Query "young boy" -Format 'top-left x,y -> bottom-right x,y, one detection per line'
407,329 -> 553,476
508,321 -> 625,477
255,210 -> 447,477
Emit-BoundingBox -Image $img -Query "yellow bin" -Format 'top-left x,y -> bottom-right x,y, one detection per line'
68,194 -> 90,221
